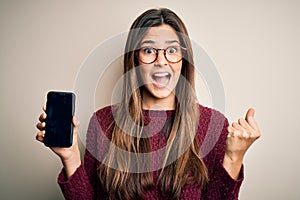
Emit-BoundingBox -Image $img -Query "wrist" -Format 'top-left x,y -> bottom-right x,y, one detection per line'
223,153 -> 243,180
225,150 -> 245,163
60,151 -> 81,178
61,154 -> 81,168
223,153 -> 243,166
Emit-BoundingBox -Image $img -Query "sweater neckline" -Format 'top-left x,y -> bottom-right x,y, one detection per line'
142,109 -> 175,118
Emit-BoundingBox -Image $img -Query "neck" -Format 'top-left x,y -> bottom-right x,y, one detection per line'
142,90 -> 176,110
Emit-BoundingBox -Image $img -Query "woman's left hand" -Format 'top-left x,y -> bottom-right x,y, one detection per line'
226,108 -> 261,162
223,108 -> 261,179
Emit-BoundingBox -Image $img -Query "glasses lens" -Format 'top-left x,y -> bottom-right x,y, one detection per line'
166,46 -> 182,63
138,47 -> 157,64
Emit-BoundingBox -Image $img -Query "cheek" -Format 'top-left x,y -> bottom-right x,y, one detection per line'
172,62 -> 182,75
138,65 -> 151,82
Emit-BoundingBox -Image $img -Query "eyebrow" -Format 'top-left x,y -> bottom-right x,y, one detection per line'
141,39 -> 180,45
141,40 -> 155,45
165,40 -> 180,45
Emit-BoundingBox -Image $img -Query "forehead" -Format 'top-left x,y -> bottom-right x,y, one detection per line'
141,24 -> 180,45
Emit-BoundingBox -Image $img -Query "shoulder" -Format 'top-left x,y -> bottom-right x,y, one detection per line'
90,105 -> 117,138
85,105 -> 116,161
95,104 -> 115,118
94,104 -> 118,123
87,105 -> 115,136
197,104 -> 228,127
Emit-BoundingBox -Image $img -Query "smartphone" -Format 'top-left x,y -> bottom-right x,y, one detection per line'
44,91 -> 75,147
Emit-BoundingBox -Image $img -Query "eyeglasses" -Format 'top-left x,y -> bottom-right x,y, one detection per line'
137,46 -> 187,64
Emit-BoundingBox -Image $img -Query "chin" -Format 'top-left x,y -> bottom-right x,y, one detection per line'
152,91 -> 173,99
148,86 -> 175,99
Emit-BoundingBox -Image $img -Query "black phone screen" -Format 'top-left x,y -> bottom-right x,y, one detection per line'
44,91 -> 75,147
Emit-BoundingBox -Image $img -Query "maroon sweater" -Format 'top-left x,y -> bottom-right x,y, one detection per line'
58,105 -> 244,199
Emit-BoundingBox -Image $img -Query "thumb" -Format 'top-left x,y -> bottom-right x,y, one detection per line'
72,117 -> 80,127
72,117 -> 80,130
245,108 -> 255,121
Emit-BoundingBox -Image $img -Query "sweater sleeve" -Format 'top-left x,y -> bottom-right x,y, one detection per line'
201,111 -> 244,200
57,113 -> 102,200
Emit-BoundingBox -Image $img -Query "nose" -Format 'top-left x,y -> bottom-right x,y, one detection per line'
155,49 -> 168,66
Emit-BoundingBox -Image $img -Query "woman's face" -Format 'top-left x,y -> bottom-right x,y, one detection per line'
137,24 -> 183,108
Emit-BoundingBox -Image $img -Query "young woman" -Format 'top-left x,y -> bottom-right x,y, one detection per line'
36,8 -> 260,199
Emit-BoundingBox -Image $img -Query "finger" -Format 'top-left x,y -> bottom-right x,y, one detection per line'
227,125 -> 235,137
245,108 -> 255,121
232,122 -> 249,138
232,122 -> 242,131
240,118 -> 259,139
227,125 -> 235,133
245,108 -> 261,137
238,118 -> 249,129
39,112 -> 47,122
248,117 -> 261,136
245,108 -> 260,132
238,117 -> 255,132
36,122 -> 46,131
248,115 -> 258,129
36,131 -> 45,143
72,117 -> 80,127
42,105 -> 46,112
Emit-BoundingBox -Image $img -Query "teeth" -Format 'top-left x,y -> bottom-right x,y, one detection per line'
153,72 -> 170,77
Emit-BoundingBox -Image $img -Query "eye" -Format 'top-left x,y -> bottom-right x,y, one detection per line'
167,46 -> 179,54
142,47 -> 156,54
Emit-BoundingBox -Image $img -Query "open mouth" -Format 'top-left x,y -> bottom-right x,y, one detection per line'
151,72 -> 171,87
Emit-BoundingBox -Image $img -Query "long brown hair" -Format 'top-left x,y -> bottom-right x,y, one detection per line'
98,8 -> 208,199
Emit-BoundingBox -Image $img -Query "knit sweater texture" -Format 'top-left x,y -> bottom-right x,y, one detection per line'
58,104 -> 244,199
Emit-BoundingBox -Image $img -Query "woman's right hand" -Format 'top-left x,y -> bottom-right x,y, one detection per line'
36,105 -> 81,178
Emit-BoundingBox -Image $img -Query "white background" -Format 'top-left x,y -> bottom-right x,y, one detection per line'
0,0 -> 299,199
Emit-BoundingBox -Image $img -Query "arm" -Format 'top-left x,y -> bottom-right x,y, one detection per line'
223,108 -> 261,179
201,116 -> 244,200
36,106 -> 81,178
36,106 -> 92,199
58,113 -> 101,199
201,108 -> 260,199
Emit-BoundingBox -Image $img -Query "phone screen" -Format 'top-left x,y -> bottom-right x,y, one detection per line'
44,91 -> 75,147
